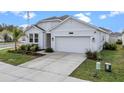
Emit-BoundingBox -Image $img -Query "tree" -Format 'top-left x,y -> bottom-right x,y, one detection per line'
0,30 -> 12,42
12,28 -> 25,50
122,29 -> 124,34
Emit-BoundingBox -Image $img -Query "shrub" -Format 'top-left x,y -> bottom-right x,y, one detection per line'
103,42 -> 117,50
32,44 -> 39,51
30,46 -> 37,52
45,48 -> 54,53
19,44 -> 39,52
8,44 -> 41,56
85,51 -> 97,60
19,45 -> 26,50
122,45 -> 124,48
25,44 -> 31,51
116,39 -> 122,44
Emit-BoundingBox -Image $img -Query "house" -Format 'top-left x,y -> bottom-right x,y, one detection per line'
0,38 -> 4,42
24,15 -> 110,53
110,32 -> 122,43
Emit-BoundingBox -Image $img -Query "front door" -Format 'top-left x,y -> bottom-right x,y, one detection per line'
46,33 -> 51,48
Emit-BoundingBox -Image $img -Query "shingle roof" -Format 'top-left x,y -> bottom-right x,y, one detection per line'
43,15 -> 69,21
58,15 -> 70,20
99,27 -> 112,33
25,15 -> 70,31
34,25 -> 46,31
111,32 -> 122,36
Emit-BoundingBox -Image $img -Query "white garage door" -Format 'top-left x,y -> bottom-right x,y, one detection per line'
55,36 -> 90,53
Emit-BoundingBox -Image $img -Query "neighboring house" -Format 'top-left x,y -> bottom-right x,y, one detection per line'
110,32 -> 122,43
0,34 -> 4,42
24,15 -> 110,53
0,38 -> 4,42
99,27 -> 112,42
0,32 -> 13,42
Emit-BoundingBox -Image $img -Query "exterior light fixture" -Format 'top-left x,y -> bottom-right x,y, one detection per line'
92,37 -> 95,42
52,37 -> 54,41
69,32 -> 74,34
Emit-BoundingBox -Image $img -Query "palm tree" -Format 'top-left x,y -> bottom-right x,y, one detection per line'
12,28 -> 25,51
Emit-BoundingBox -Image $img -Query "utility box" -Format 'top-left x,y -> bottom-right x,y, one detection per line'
105,63 -> 112,72
96,62 -> 101,70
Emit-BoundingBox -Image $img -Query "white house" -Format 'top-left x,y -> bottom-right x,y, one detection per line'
110,32 -> 122,44
24,15 -> 110,53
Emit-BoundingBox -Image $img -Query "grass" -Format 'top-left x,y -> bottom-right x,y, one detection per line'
0,49 -> 38,66
70,45 -> 124,82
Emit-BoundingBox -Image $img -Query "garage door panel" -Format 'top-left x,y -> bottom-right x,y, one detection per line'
55,36 -> 90,53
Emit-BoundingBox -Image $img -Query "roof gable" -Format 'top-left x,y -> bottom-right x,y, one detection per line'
50,17 -> 95,32
50,16 -> 109,34
25,25 -> 45,32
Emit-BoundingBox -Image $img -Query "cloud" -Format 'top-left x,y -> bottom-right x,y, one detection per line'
0,11 -> 7,14
109,11 -> 124,17
20,24 -> 31,30
0,11 -> 8,15
74,13 -> 91,22
10,11 -> 24,15
23,12 -> 36,20
99,11 -> 124,20
100,15 -> 107,19
9,11 -> 36,20
20,24 -> 29,28
85,12 -> 91,16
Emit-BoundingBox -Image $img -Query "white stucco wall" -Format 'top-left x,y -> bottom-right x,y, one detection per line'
24,17 -> 110,53
95,31 -> 108,51
51,18 -> 108,52
25,26 -> 45,49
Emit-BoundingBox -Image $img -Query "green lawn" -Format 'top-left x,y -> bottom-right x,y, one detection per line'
70,45 -> 124,82
0,49 -> 37,66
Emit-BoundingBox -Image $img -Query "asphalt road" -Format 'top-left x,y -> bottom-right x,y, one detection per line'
0,43 -> 15,49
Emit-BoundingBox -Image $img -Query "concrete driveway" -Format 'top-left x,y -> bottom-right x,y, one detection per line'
0,52 -> 87,82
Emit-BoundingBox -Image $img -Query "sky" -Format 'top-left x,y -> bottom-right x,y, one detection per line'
0,11 -> 124,32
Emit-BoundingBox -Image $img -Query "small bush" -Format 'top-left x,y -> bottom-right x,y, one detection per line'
7,49 -> 44,56
32,44 -> 39,51
85,51 -> 97,60
122,45 -> 124,48
25,44 -> 31,51
19,45 -> 26,50
19,44 -> 39,52
30,46 -> 37,52
45,48 -> 54,53
116,39 -> 122,44
103,42 -> 117,50
8,44 -> 43,56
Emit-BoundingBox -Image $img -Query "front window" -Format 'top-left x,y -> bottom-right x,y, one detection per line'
34,33 -> 38,43
29,34 -> 33,42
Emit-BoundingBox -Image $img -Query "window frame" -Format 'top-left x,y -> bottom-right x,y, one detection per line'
34,33 -> 39,43
29,33 -> 33,43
